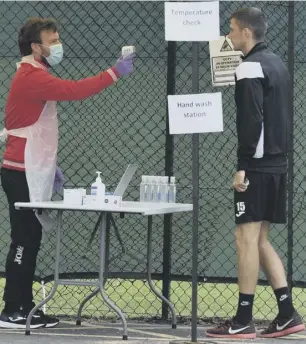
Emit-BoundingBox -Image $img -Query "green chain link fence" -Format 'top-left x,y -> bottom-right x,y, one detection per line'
0,0 -> 305,324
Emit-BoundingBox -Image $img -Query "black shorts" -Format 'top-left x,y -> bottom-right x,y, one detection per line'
234,171 -> 287,225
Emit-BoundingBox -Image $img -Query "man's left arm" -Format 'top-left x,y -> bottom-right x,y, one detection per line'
235,62 -> 264,172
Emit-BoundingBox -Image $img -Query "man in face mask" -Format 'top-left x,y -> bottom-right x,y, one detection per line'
33,32 -> 63,67
0,17 -> 134,329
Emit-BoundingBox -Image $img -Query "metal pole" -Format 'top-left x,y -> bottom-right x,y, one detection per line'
105,213 -> 111,282
286,0 -> 295,293
191,41 -> 200,343
162,40 -> 176,319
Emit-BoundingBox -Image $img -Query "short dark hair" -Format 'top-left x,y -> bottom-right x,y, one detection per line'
18,17 -> 58,56
231,7 -> 267,41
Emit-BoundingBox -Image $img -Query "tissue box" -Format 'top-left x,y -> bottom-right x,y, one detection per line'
64,188 -> 86,205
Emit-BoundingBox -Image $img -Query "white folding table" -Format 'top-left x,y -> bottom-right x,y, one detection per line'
14,200 -> 193,340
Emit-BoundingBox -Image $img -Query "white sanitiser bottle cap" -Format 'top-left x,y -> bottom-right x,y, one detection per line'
170,176 -> 175,183
96,171 -> 102,182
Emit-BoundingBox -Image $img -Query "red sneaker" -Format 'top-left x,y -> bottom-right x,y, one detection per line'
260,311 -> 305,338
206,318 -> 256,339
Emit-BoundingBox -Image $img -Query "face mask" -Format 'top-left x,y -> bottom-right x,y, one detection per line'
40,44 -> 63,66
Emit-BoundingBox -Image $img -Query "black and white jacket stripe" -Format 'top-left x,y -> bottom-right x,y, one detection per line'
234,42 -> 290,173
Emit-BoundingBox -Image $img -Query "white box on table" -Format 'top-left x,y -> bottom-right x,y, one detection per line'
83,195 -> 102,206
64,189 -> 86,205
103,195 -> 122,208
83,195 -> 122,208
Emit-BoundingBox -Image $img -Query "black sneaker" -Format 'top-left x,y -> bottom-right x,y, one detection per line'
32,309 -> 59,328
206,318 -> 256,339
0,311 -> 45,329
260,311 -> 305,338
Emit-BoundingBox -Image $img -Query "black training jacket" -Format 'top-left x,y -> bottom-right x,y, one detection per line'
234,42 -> 290,173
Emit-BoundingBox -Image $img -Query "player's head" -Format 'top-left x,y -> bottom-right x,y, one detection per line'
19,17 -> 63,67
228,8 -> 267,54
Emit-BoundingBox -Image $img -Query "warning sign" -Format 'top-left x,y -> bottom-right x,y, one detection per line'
220,38 -> 232,52
209,36 -> 243,87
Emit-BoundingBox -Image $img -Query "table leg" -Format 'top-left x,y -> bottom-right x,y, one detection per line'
99,212 -> 128,340
76,214 -> 111,326
76,288 -> 100,326
147,215 -> 177,329
25,210 -> 63,335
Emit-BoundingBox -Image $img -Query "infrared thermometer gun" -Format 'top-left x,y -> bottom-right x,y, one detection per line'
121,45 -> 136,57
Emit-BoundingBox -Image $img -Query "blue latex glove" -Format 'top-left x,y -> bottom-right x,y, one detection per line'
114,53 -> 135,77
53,166 -> 64,193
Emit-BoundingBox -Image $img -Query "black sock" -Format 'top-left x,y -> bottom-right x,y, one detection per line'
235,293 -> 254,325
274,287 -> 295,318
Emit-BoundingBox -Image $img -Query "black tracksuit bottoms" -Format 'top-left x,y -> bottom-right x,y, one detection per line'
1,167 -> 42,313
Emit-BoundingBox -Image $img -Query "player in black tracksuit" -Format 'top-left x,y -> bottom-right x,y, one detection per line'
234,41 -> 289,224
206,8 -> 304,340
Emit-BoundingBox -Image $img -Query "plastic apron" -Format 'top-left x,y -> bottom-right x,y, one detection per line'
0,55 -> 58,237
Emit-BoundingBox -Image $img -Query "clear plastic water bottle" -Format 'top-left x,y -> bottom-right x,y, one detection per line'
140,175 -> 148,202
151,176 -> 159,202
144,176 -> 150,201
161,176 -> 169,202
148,176 -> 155,202
152,177 -> 158,202
156,176 -> 164,202
168,176 -> 176,203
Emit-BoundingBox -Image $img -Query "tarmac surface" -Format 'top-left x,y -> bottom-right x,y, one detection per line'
0,320 -> 306,343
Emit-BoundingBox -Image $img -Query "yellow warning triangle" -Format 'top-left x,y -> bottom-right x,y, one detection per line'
220,38 -> 233,52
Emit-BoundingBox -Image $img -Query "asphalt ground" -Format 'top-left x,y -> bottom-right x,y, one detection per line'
0,321 -> 306,344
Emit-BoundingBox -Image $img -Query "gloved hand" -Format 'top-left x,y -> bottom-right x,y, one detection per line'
53,166 -> 64,193
114,53 -> 135,77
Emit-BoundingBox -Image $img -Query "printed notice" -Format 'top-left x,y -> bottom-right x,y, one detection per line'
209,36 -> 243,86
167,93 -> 223,135
165,1 -> 220,41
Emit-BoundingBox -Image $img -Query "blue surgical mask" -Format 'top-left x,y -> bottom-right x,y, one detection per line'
40,44 -> 64,66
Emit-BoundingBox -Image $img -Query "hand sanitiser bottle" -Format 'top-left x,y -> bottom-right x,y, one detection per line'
91,171 -> 105,201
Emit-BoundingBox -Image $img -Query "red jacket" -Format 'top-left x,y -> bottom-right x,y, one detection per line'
3,60 -> 119,171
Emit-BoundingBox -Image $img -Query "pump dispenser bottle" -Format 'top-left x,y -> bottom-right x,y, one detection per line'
91,171 -> 105,201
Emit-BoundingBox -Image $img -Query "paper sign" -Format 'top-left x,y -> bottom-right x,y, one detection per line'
165,1 -> 220,42
209,36 -> 243,86
167,93 -> 223,135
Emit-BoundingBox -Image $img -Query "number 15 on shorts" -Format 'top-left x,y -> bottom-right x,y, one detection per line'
236,201 -> 245,217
